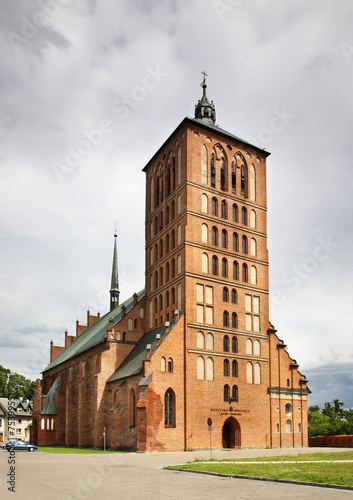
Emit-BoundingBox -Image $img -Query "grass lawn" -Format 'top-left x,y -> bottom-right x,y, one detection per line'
37,446 -> 126,454
167,451 -> 353,487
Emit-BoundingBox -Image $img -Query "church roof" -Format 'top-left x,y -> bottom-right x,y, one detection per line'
42,289 -> 145,373
106,318 -> 180,383
41,377 -> 59,414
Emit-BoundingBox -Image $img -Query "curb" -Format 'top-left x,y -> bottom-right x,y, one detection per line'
166,467 -> 353,491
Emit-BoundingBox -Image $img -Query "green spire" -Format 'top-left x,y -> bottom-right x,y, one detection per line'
110,230 -> 120,311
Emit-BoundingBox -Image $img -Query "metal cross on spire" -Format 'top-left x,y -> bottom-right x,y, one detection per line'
201,70 -> 208,86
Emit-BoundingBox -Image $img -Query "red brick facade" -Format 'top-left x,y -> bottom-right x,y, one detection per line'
31,89 -> 310,451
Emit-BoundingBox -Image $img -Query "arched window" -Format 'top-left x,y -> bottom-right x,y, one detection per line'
177,254 -> 181,274
206,357 -> 214,380
172,156 -> 176,190
246,338 -> 253,355
220,157 -> 226,191
254,362 -> 261,384
242,235 -> 248,254
129,388 -> 136,427
246,362 -> 253,383
166,233 -> 170,253
197,331 -> 205,348
212,197 -> 218,216
150,220 -> 153,238
201,223 -> 208,243
166,205 -> 170,224
154,297 -> 158,314
159,267 -> 163,285
171,258 -> 176,278
166,290 -> 170,307
177,194 -> 181,214
286,419 -> 293,433
276,422 -> 280,433
241,165 -> 246,197
231,336 -> 238,353
223,310 -> 229,327
171,200 -> 175,219
150,178 -> 154,214
41,418 -> 45,430
298,422 -> 302,433
197,356 -> 205,379
223,287 -> 229,302
206,332 -> 214,349
201,145 -> 207,184
233,232 -> 238,252
166,163 -> 171,197
221,200 -> 227,219
167,357 -> 173,373
231,289 -> 237,304
250,209 -> 256,228
202,253 -> 209,273
250,238 -> 256,257
251,265 -> 257,285
222,258 -> 228,278
223,359 -> 230,377
224,384 -> 230,402
212,226 -> 218,246
159,294 -> 163,311
166,262 -> 170,281
201,193 -> 208,213
128,317 -> 133,331
254,340 -> 260,356
210,153 -> 215,187
231,385 -> 238,402
233,261 -> 239,280
171,229 -> 175,249
150,247 -> 153,265
155,243 -> 158,262
285,403 -> 293,415
223,335 -> 229,352
242,263 -> 248,282
241,206 -> 247,225
232,360 -> 238,377
164,389 -> 175,427
231,159 -> 236,194
250,164 -> 256,201
231,312 -> 238,328
171,287 -> 175,304
222,229 -> 228,249
232,203 -> 238,222
212,256 -> 218,275
177,146 -> 181,185
177,224 -> 181,245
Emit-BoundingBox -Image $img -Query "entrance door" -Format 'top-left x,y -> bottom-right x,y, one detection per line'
222,417 -> 241,448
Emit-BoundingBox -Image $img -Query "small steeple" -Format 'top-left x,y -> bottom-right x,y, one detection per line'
110,228 -> 120,311
194,71 -> 216,125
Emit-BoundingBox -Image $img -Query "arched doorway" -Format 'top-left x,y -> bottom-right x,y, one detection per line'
222,417 -> 241,448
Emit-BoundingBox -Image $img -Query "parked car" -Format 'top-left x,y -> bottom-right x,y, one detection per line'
5,441 -> 37,452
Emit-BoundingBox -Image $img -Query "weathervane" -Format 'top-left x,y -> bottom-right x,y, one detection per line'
114,221 -> 117,236
201,70 -> 207,86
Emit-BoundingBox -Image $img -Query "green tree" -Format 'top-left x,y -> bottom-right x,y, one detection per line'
0,365 -> 36,400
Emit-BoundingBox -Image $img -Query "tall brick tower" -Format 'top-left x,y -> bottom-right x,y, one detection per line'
143,76 -> 308,449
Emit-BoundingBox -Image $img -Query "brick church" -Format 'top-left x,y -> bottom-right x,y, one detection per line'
31,78 -> 310,451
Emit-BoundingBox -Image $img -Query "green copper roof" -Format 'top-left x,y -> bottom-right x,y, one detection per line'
42,289 -> 145,373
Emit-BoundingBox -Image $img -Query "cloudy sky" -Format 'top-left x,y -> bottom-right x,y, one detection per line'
1,0 -> 352,409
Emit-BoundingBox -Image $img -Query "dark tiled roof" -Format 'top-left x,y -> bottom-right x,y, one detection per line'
43,290 -> 145,373
106,319 -> 179,383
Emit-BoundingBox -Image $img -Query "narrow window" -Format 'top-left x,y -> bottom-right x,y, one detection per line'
223,335 -> 229,352
220,157 -> 226,191
166,205 -> 170,224
286,419 -> 293,433
233,261 -> 239,280
223,384 -> 230,403
212,197 -> 218,216
223,310 -> 229,327
231,289 -> 237,304
206,357 -> 214,380
171,229 -> 175,249
210,153 -> 215,187
166,262 -> 170,281
222,258 -> 228,278
164,389 -> 175,426
166,290 -> 170,307
242,263 -> 248,282
202,253 -> 209,273
231,385 -> 238,402
232,203 -> 238,222
166,233 -> 170,253
223,287 -> 229,302
233,232 -> 238,252
250,238 -> 256,257
254,362 -> 261,384
212,226 -> 218,246
221,200 -> 227,219
201,193 -> 208,213
231,312 -> 237,328
222,229 -> 228,249
241,206 -> 247,225
246,362 -> 253,384
251,265 -> 257,285
232,360 -> 238,377
197,356 -> 205,379
212,256 -> 218,275
223,359 -> 230,377
197,331 -> 205,348
206,333 -> 214,349
171,258 -> 175,278
241,165 -> 246,197
167,358 -> 173,372
242,235 -> 248,254
231,160 -> 236,194
166,163 -> 171,197
231,336 -> 238,353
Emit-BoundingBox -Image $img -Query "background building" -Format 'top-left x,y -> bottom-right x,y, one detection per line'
0,398 -> 33,443
32,82 -> 310,450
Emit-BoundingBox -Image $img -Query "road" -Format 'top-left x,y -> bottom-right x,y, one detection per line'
1,447 -> 353,499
